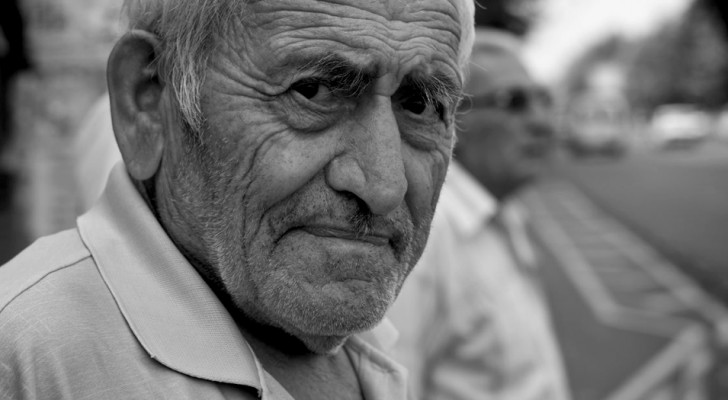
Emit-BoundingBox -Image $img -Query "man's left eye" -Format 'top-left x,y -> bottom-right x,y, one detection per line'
401,95 -> 444,120
402,96 -> 427,115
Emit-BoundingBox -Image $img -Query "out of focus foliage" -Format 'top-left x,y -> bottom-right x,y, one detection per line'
563,0 -> 728,113
625,1 -> 728,111
563,36 -> 631,98
703,0 -> 728,39
474,0 -> 542,36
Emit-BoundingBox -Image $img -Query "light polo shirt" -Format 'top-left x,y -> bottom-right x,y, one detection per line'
0,163 -> 408,400
388,162 -> 571,400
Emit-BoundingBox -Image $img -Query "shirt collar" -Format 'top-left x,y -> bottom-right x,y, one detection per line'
358,317 -> 400,352
77,163 -> 400,394
498,197 -> 528,228
437,162 -> 498,237
78,164 -> 267,392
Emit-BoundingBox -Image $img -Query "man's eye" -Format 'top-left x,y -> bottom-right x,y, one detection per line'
402,96 -> 428,115
291,80 -> 333,102
401,95 -> 445,120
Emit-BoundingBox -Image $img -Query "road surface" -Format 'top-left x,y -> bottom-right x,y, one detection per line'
554,141 -> 728,304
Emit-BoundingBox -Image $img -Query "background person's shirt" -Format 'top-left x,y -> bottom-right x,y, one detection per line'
388,162 -> 571,400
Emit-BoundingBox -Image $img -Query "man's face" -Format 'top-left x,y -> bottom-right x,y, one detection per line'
455,50 -> 554,200
155,0 -> 463,352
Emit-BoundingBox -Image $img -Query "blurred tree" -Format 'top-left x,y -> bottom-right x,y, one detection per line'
562,35 -> 631,98
702,0 -> 728,37
624,0 -> 728,111
474,0 -> 542,36
559,0 -> 728,117
698,0 -> 728,101
622,22 -> 683,111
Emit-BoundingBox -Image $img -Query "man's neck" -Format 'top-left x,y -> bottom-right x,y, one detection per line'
240,323 -> 364,400
196,283 -> 362,399
235,312 -> 317,355
131,175 -> 159,218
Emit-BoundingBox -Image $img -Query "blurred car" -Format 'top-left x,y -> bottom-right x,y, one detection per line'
649,104 -> 712,149
714,108 -> 728,143
564,106 -> 628,158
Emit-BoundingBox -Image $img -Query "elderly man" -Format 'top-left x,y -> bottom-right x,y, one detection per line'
388,28 -> 570,400
0,0 -> 474,398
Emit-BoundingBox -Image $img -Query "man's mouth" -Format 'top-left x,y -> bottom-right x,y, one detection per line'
298,225 -> 392,247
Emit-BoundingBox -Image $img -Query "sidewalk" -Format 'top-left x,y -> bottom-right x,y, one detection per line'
524,179 -> 728,400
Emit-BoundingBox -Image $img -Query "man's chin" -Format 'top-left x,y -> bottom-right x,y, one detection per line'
254,308 -> 384,355
230,294 -> 385,355
273,287 -> 394,352
286,311 -> 383,354
235,252 -> 413,354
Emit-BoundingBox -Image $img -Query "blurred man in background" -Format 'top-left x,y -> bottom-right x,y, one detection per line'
388,28 -> 569,400
455,31 -> 555,203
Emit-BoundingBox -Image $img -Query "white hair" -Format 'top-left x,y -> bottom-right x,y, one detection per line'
122,0 -> 475,134
122,0 -> 246,133
456,0 -> 476,75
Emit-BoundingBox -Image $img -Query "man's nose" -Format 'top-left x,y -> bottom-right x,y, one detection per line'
325,97 -> 408,216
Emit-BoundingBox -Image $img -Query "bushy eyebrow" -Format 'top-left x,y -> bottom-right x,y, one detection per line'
291,54 -> 373,97
401,72 -> 462,110
286,53 -> 461,105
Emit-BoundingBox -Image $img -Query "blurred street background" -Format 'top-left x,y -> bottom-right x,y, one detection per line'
1,0 -> 728,399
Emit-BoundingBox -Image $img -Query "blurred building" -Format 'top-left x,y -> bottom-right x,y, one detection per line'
11,0 -> 121,239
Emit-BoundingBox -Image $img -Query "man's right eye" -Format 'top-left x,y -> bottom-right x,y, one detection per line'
292,81 -> 321,99
283,78 -> 352,131
291,79 -> 334,103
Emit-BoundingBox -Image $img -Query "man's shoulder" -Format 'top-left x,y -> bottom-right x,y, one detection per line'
0,228 -> 101,333
0,229 -> 92,310
0,230 -> 260,400
0,229 -> 128,398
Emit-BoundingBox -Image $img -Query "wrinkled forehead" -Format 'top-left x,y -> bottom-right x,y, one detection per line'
240,0 -> 464,82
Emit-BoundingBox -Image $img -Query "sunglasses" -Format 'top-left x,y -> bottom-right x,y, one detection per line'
462,87 -> 552,114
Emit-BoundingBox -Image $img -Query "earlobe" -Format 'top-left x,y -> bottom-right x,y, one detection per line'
107,30 -> 165,181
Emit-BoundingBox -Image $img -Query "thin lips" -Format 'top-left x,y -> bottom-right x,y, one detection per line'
299,225 -> 392,246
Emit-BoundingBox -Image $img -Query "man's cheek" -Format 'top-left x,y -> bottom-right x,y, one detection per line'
425,155 -> 450,210
403,173 -> 439,226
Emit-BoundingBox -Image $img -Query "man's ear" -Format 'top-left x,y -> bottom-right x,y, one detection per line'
107,30 -> 165,181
